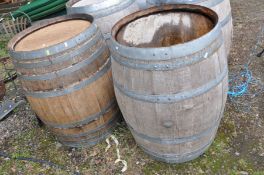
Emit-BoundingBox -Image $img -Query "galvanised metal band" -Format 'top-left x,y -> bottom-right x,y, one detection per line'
114,66 -> 228,104
43,99 -> 117,129
111,37 -> 223,71
146,0 -> 224,8
109,23 -> 221,61
127,110 -> 222,145
25,58 -> 111,98
9,15 -> 97,60
220,11 -> 232,27
139,137 -> 215,163
67,0 -> 135,19
20,44 -> 107,81
13,30 -> 103,69
56,112 -> 120,138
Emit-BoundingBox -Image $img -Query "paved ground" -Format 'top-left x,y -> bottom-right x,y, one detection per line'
0,0 -> 263,174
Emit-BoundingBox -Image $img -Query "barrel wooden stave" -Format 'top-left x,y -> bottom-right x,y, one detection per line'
110,5 -> 228,162
27,68 -> 115,124
133,128 -> 218,163
15,32 -> 105,75
146,0 -> 233,55
8,14 -> 119,147
51,105 -> 120,147
66,0 -> 139,39
19,45 -> 110,91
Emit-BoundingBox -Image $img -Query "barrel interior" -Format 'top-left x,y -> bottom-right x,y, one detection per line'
14,20 -> 91,51
115,7 -> 217,48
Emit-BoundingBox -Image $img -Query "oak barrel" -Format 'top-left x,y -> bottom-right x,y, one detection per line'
8,14 -> 120,147
136,0 -> 147,9
110,5 -> 228,163
66,0 -> 139,39
146,0 -> 233,55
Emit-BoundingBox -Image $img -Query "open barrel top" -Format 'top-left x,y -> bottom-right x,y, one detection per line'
112,4 -> 219,48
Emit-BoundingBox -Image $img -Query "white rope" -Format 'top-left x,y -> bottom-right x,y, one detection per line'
105,135 -> 128,173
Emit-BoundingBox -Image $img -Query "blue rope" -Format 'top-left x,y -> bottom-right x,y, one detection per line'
228,65 -> 252,97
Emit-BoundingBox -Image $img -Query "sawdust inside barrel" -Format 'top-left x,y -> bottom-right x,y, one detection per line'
9,14 -> 120,147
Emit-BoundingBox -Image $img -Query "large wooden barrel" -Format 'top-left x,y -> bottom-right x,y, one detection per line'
136,0 -> 147,9
66,0 -> 139,39
8,14 -> 120,147
146,0 -> 233,55
110,5 -> 228,163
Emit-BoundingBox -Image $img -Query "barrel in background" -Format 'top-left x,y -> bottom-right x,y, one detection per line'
146,0 -> 233,55
8,14 -> 120,147
66,0 -> 139,39
110,5 -> 228,163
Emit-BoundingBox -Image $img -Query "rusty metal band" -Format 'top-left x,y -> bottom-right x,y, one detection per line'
9,14 -> 97,60
60,130 -> 111,148
139,136 -> 215,163
114,65 -> 228,104
220,11 -> 232,27
111,36 -> 223,71
43,99 -> 117,129
146,0 -> 225,8
109,23 -> 222,61
127,110 -> 222,145
13,30 -> 103,69
19,44 -> 107,81
58,113 -> 121,148
55,110 -> 120,138
67,0 -> 135,19
25,58 -> 111,98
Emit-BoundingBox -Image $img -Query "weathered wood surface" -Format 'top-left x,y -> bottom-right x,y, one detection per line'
66,0 -> 139,39
146,0 -> 233,55
8,14 -> 120,147
110,5 -> 228,163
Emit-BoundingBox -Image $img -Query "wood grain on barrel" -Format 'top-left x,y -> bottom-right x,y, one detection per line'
15,20 -> 91,51
110,5 -> 228,163
8,14 -> 120,148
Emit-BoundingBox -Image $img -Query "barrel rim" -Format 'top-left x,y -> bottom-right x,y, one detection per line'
8,14 -> 95,60
146,0 -> 225,8
110,4 -> 221,60
67,0 -> 129,10
66,0 -> 136,19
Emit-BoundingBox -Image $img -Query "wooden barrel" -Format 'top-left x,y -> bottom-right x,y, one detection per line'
136,0 -> 147,9
66,0 -> 139,39
8,14 -> 120,148
146,0 -> 233,56
110,5 -> 228,163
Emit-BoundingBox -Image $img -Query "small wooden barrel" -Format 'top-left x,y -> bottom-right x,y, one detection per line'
110,5 -> 228,163
66,0 -> 139,39
146,0 -> 233,55
8,14 -> 120,147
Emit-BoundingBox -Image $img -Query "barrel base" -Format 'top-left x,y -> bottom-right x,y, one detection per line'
138,138 -> 214,164
58,117 -> 121,148
58,130 -> 113,148
55,113 -> 121,148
